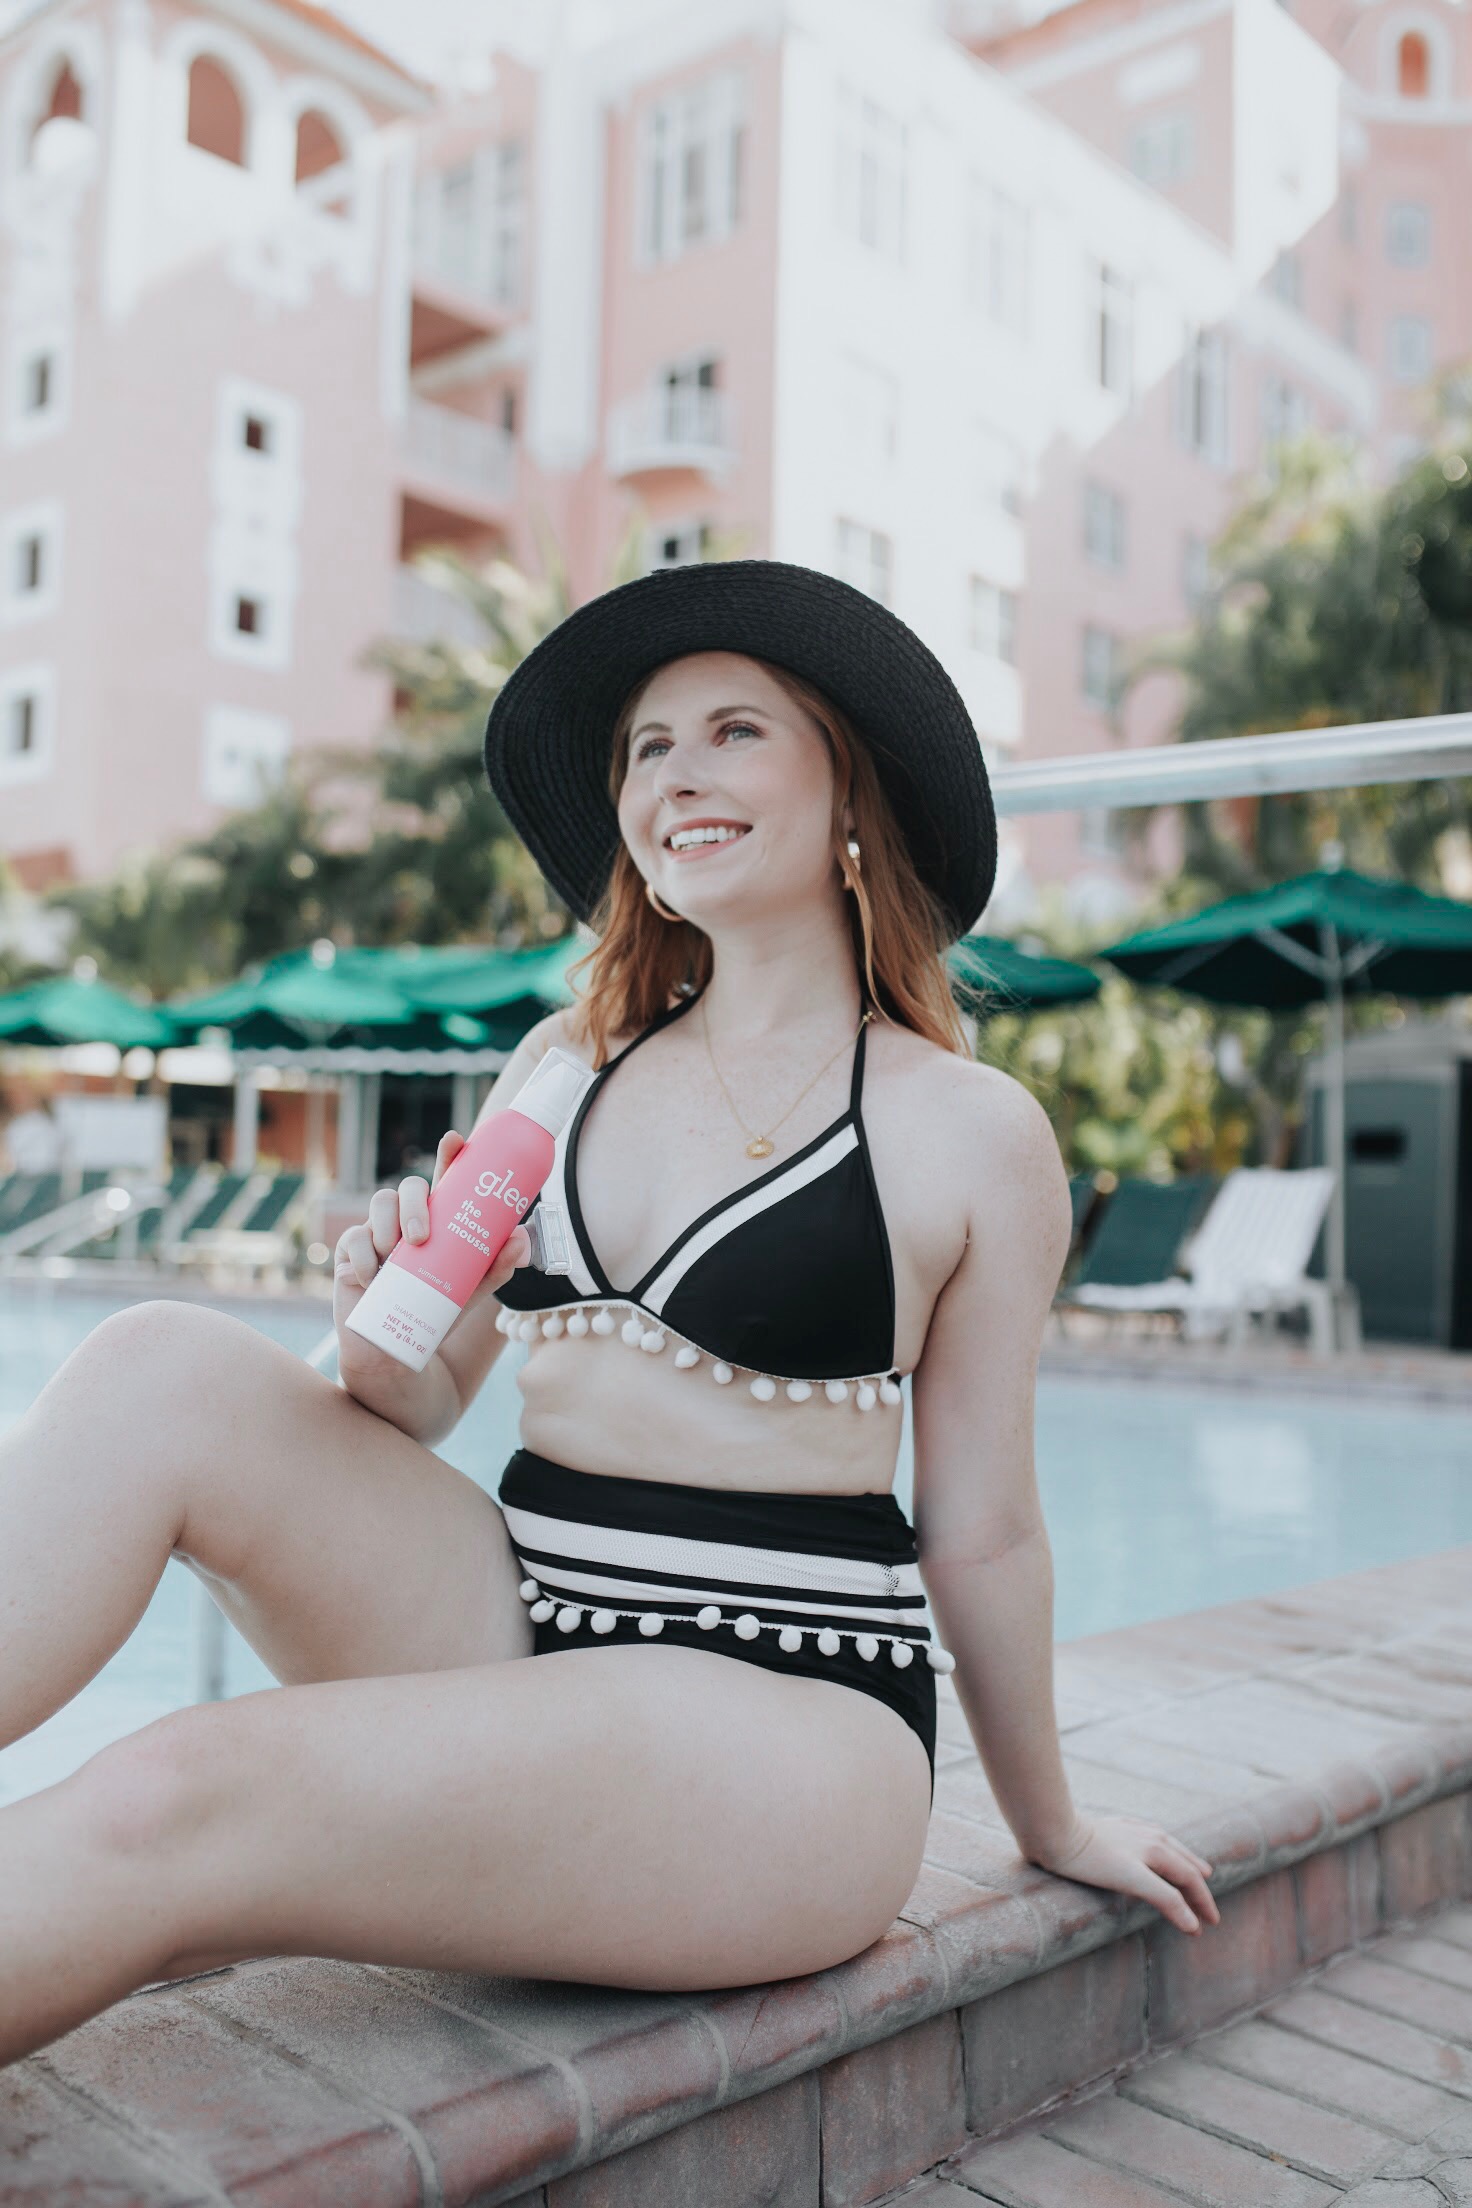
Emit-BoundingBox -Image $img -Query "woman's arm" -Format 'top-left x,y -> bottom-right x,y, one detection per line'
335,1011 -> 574,1446
911,1069 -> 1219,1937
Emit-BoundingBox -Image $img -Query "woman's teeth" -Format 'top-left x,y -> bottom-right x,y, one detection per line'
666,826 -> 749,853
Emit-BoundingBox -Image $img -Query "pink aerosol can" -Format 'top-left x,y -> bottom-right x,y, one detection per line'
344,1047 -> 590,1373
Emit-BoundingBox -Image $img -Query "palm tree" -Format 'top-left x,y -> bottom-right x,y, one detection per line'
1131,422 -> 1472,901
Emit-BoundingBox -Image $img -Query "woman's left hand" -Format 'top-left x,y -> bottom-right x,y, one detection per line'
1026,1814 -> 1220,1935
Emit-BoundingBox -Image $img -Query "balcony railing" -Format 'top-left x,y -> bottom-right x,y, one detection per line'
403,399 -> 515,509
607,385 -> 734,479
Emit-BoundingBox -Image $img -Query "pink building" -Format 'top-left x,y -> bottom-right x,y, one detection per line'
971,0 -> 1470,472
0,0 -> 1408,930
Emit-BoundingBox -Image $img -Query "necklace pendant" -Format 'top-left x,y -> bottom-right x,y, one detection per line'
745,1135 -> 775,1159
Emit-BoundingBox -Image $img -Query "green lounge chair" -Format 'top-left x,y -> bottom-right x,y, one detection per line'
0,1174 -> 62,1237
1057,1175 -> 1218,1299
236,1172 -> 306,1234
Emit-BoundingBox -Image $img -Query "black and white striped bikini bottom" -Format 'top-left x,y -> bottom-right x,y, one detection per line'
497,1451 -> 951,1788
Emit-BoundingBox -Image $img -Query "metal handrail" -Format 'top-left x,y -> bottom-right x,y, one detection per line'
991,713 -> 1472,813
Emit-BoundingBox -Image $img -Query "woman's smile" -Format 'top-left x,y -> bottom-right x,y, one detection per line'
661,819 -> 754,863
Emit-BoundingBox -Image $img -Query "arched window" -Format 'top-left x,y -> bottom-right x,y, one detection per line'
1398,30 -> 1430,96
36,58 -> 83,131
186,54 -> 246,166
294,109 -> 344,183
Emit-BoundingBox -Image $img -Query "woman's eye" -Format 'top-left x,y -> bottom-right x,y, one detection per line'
720,721 -> 761,742
634,737 -> 670,761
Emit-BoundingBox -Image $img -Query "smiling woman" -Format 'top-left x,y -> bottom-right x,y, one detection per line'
562,651 -> 970,1075
0,561 -> 1216,2074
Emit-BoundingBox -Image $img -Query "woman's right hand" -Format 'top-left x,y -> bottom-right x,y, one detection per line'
333,1129 -> 531,1373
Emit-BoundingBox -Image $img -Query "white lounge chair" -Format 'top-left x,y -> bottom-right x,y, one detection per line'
1067,1166 -> 1348,1353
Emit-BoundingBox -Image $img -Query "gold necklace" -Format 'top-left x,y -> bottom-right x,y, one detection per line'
702,999 -> 872,1159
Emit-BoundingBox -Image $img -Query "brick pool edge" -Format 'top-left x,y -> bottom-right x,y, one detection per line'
6,1544 -> 1472,2207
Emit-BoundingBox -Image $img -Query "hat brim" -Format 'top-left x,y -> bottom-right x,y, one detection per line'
483,560 -> 996,942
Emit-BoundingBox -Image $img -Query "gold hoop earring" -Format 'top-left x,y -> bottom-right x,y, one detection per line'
645,880 -> 682,923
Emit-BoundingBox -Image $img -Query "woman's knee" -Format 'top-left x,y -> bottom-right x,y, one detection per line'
73,1301 -> 327,1466
80,1299 -> 270,1396
67,1704 -> 243,1868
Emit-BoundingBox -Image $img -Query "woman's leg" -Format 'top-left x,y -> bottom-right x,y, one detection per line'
0,1298 -> 528,1749
0,1642 -> 934,2065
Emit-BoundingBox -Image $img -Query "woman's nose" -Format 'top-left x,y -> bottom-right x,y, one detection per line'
652,750 -> 705,802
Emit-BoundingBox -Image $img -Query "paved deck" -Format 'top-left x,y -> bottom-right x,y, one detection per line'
4,1543 -> 1472,2204
1040,1325 -> 1472,1405
896,1899 -> 1472,2205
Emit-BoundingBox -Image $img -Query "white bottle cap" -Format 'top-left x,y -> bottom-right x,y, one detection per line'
510,1046 -> 592,1138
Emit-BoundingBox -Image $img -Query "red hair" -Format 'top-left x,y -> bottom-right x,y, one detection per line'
563,658 -> 974,1067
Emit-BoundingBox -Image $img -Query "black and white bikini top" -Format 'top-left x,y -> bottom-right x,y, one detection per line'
494,982 -> 904,1411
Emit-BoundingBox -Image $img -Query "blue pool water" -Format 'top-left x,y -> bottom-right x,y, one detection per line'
2,1284 -> 1471,1804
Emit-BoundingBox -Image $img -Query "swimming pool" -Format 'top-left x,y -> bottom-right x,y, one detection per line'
3,1283 -> 1470,1804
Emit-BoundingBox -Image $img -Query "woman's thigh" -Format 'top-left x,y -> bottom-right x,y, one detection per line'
147,1643 -> 934,1989
85,1300 -> 527,1685
187,1351 -> 527,1686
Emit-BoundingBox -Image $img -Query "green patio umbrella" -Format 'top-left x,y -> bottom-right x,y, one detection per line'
398,939 -> 583,1014
947,934 -> 1101,1013
166,945 -> 488,1052
1099,862 -> 1472,1298
0,975 -> 181,1051
397,938 -> 586,1049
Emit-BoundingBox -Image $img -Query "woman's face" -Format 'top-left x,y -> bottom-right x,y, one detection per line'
616,652 -> 840,929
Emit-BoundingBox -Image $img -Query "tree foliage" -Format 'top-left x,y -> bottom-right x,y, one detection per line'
995,426 -> 1472,1178
1139,428 -> 1472,896
11,534 -> 641,998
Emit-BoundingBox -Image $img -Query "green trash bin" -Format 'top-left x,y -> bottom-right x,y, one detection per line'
1298,1027 -> 1472,1347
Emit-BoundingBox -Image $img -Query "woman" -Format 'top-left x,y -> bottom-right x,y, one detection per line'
0,561 -> 1216,2068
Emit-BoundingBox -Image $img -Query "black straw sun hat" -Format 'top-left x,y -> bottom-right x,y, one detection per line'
482,559 -> 997,943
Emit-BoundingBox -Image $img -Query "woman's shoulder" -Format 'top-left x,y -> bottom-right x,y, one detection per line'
874,1018 -> 1054,1144
519,1006 -> 595,1068
872,1019 -> 1067,1221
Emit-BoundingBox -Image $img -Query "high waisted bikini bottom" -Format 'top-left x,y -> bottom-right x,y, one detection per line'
497,1451 -> 951,1791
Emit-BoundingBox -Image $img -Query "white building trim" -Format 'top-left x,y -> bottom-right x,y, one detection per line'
3,317 -> 71,446
0,12 -> 104,185
0,660 -> 56,784
207,375 -> 302,672
1000,0 -> 1231,94
205,0 -> 430,113
277,71 -> 371,156
200,703 -> 291,806
156,15 -> 279,175
1233,287 -> 1377,424
1373,9 -> 1453,102
0,497 -> 64,625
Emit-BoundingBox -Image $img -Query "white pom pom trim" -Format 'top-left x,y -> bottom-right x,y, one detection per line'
496,1303 -> 905,1407
519,1589 -> 954,1676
